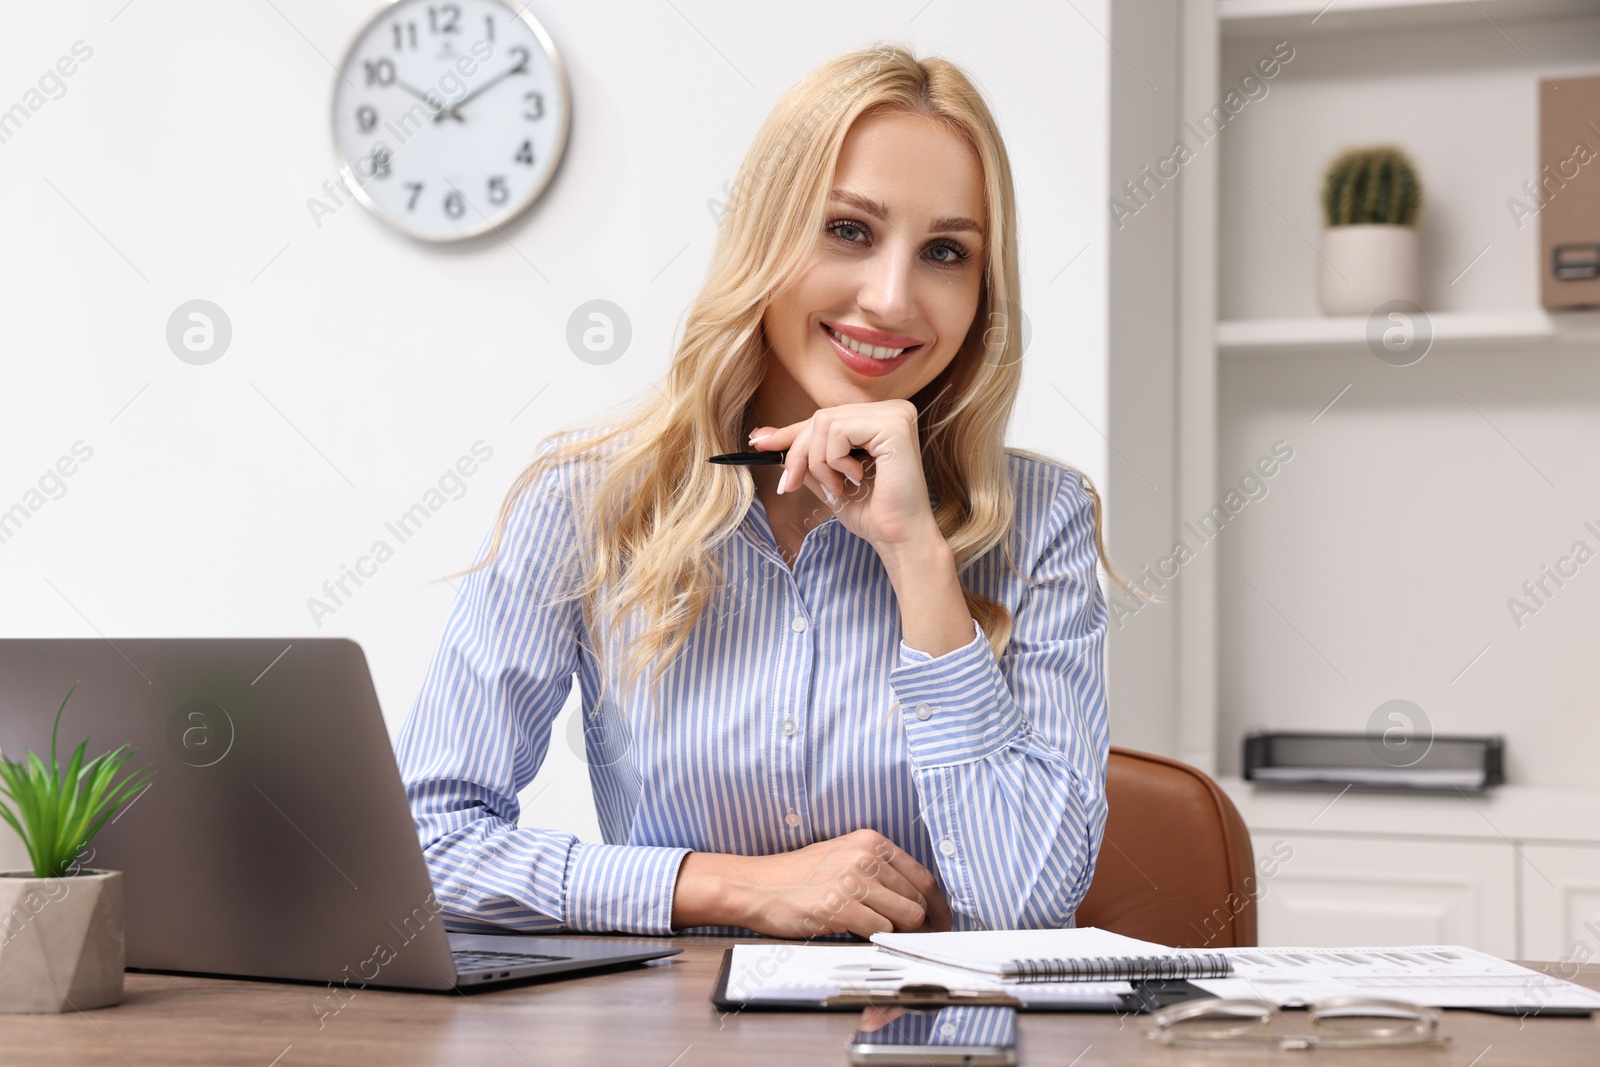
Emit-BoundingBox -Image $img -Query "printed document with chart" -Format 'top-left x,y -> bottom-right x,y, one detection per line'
1191,945 -> 1600,1012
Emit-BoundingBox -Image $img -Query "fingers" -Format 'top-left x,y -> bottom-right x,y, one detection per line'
847,831 -> 943,932
835,861 -> 929,932
783,424 -> 849,510
765,411 -> 878,506
834,900 -> 895,939
868,834 -> 941,907
806,424 -> 853,505
872,839 -> 952,931
777,422 -> 808,497
824,420 -> 867,488
858,857 -> 927,912
858,881 -> 929,932
818,882 -> 923,937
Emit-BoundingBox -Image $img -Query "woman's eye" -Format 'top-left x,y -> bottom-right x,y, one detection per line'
829,220 -> 868,243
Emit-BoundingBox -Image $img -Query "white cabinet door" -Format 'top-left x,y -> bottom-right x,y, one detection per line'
1250,833 -> 1517,956
1520,843 -> 1600,963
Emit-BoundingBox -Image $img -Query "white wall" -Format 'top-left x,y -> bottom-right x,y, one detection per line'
0,1 -> 1110,849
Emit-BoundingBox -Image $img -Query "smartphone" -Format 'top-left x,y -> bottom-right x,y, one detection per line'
846,1004 -> 1017,1066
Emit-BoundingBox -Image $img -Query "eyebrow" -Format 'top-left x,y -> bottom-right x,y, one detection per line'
829,188 -> 984,238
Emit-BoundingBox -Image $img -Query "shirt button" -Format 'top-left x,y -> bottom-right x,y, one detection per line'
914,702 -> 933,721
785,812 -> 802,828
782,719 -> 797,737
939,837 -> 957,857
791,615 -> 808,633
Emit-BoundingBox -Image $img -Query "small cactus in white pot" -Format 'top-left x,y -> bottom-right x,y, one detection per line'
0,684 -> 153,1013
1317,144 -> 1425,316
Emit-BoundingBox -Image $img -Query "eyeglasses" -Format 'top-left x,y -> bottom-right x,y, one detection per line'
1144,995 -> 1449,1050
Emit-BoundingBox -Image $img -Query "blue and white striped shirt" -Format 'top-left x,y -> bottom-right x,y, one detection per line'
394,432 -> 1110,936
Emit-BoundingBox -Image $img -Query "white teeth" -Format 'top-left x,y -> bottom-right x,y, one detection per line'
827,325 -> 909,360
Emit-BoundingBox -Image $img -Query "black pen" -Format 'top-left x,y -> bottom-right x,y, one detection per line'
709,448 -> 873,467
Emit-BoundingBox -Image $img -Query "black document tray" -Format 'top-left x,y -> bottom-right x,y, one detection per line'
1243,731 -> 1504,792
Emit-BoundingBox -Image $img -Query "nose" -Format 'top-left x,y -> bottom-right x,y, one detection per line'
857,237 -> 918,327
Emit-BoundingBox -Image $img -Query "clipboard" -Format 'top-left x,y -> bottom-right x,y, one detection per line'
709,948 -> 1214,1014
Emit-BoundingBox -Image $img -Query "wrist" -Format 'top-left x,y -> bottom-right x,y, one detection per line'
875,522 -> 952,579
669,852 -> 744,930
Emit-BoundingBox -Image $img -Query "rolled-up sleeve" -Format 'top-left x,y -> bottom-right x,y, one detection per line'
886,469 -> 1110,930
393,445 -> 690,935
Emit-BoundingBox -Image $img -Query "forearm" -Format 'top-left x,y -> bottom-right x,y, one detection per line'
878,527 -> 974,659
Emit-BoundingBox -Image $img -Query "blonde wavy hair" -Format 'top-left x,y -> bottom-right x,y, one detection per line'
444,41 -> 1135,712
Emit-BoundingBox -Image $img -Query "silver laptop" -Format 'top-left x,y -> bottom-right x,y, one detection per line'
0,637 -> 680,992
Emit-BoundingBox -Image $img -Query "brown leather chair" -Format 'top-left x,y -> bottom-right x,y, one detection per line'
1075,747 -> 1258,948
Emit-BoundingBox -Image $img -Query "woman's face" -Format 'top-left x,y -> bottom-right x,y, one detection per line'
758,110 -> 987,418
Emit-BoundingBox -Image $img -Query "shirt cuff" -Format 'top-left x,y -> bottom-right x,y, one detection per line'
564,842 -> 692,935
888,618 -> 1027,766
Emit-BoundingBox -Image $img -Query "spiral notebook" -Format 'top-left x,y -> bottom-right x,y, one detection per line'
869,927 -> 1233,983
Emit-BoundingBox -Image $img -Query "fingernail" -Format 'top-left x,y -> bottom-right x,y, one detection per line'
776,470 -> 788,495
821,485 -> 838,508
845,471 -> 861,487
749,431 -> 771,444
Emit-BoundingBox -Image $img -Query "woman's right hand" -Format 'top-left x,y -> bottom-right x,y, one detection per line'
669,829 -> 954,938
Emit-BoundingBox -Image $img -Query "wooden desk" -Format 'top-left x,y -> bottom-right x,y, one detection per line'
0,938 -> 1595,1066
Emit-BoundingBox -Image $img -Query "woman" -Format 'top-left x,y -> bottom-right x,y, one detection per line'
394,42 -> 1127,939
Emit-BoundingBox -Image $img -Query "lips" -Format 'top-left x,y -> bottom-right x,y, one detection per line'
822,319 -> 923,349
821,322 -> 918,377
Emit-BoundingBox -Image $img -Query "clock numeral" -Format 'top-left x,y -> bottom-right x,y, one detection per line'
392,21 -> 417,50
356,105 -> 378,133
359,143 -> 392,180
487,176 -> 508,205
444,190 -> 465,218
405,182 -> 424,211
523,91 -> 544,121
514,139 -> 535,166
509,46 -> 530,75
364,58 -> 396,87
428,4 -> 461,34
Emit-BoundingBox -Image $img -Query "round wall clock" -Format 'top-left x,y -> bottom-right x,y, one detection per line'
331,0 -> 571,242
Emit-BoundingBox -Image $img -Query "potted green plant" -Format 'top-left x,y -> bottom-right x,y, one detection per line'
1317,144 -> 1425,316
0,683 -> 153,1013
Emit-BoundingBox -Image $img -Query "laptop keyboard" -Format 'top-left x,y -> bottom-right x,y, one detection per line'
453,949 -> 572,972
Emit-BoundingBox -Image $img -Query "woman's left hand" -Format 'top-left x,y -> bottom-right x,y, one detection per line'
748,399 -> 940,552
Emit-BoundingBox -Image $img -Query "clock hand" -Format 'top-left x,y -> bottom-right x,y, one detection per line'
451,63 -> 520,110
394,77 -> 443,110
394,77 -> 465,123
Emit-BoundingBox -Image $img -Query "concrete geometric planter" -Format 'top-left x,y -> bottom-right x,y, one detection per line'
0,869 -> 123,1012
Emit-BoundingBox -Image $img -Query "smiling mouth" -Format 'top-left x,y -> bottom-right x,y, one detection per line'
822,323 -> 922,361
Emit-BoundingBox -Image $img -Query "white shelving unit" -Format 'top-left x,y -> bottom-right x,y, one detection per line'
1107,0 -> 1600,955
1218,0 -> 1598,39
1218,309 -> 1600,354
